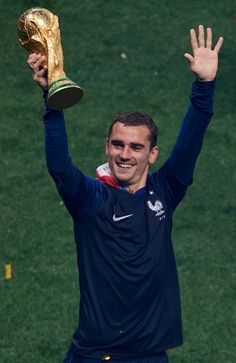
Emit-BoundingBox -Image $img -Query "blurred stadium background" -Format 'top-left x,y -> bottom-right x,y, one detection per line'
0,1 -> 235,362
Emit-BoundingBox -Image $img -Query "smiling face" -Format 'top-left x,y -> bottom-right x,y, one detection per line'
106,122 -> 159,191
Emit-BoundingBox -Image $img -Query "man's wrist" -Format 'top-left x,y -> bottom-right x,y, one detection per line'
197,77 -> 215,82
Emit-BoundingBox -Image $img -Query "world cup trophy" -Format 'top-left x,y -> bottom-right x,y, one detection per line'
18,8 -> 83,109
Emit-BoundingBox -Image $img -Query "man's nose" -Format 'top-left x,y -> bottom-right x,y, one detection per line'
119,146 -> 131,160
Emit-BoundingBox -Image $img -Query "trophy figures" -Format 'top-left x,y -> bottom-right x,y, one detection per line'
18,8 -> 83,109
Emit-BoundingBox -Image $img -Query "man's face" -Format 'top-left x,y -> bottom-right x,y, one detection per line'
106,122 -> 158,191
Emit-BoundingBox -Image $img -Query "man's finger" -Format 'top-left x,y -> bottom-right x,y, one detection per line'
198,24 -> 205,47
190,28 -> 198,51
214,36 -> 224,54
184,53 -> 194,64
33,57 -> 45,71
206,27 -> 212,49
38,68 -> 47,77
27,53 -> 40,68
28,53 -> 43,64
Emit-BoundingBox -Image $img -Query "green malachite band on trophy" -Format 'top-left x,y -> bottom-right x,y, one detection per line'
47,77 -> 83,109
48,77 -> 72,89
48,83 -> 79,98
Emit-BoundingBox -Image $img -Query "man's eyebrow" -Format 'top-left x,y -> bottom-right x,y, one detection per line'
111,139 -> 124,145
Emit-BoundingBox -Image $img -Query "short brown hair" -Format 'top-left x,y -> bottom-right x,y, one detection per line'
108,111 -> 158,149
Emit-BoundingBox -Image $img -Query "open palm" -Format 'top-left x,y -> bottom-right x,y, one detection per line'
184,25 -> 223,81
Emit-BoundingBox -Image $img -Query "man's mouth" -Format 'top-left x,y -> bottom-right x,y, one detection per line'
116,162 -> 135,169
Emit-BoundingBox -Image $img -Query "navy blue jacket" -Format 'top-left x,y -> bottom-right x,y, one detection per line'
43,80 -> 215,359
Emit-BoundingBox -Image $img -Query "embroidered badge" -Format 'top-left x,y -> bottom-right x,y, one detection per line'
147,200 -> 165,216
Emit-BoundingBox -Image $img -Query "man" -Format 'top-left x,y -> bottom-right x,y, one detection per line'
27,25 -> 223,362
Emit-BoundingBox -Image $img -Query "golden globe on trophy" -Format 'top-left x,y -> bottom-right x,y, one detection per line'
18,8 -> 83,109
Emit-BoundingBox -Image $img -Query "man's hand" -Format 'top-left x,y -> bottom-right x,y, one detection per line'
27,53 -> 48,90
184,25 -> 223,81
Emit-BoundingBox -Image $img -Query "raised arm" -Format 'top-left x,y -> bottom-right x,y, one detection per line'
156,26 -> 223,210
27,53 -> 70,175
27,53 -> 106,217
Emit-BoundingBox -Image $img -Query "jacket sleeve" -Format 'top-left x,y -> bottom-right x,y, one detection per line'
155,80 -> 215,211
43,94 -> 106,218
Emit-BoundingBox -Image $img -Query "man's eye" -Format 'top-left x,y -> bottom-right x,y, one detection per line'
132,145 -> 143,151
112,141 -> 123,148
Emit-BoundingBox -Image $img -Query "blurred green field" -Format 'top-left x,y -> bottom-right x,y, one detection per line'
0,1 -> 235,362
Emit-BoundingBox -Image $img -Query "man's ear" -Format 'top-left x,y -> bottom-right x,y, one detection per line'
149,146 -> 159,165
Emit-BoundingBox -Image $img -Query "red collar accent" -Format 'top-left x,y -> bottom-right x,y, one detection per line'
96,163 -> 120,189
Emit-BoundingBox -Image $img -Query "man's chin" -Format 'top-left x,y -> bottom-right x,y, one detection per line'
114,174 -> 132,187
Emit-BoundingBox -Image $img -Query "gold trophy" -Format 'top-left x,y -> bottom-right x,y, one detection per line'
18,8 -> 83,109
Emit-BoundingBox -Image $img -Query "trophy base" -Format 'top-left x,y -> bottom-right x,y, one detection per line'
48,77 -> 84,110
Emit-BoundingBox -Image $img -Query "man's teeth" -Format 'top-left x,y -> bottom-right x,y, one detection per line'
118,163 -> 133,168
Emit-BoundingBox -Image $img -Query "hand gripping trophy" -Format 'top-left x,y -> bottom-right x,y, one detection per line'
18,8 -> 83,109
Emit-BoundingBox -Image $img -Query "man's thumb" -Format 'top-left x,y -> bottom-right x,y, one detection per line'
184,53 -> 193,64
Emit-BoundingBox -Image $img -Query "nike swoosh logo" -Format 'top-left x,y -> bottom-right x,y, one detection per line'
113,213 -> 133,222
